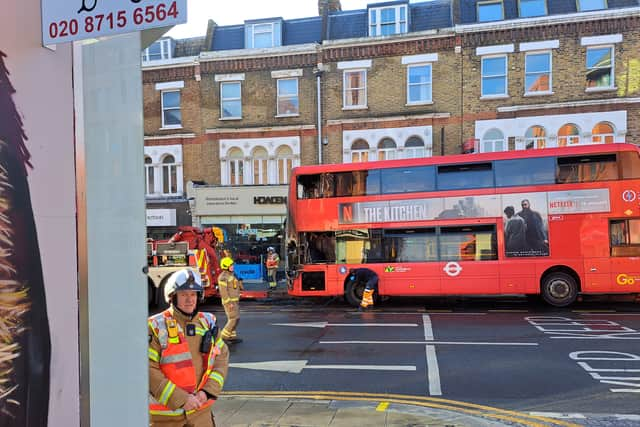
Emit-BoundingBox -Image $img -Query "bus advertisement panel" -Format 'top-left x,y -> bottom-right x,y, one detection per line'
285,143 -> 640,307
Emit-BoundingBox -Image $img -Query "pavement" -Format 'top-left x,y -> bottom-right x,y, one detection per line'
213,392 -> 582,427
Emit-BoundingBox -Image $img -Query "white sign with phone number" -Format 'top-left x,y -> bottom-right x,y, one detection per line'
42,0 -> 187,45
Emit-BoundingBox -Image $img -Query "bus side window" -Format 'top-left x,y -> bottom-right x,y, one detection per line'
299,174 -> 321,199
619,151 -> 640,179
557,154 -> 618,184
610,219 -> 640,257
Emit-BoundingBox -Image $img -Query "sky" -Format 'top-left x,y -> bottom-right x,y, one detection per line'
166,0 -> 413,38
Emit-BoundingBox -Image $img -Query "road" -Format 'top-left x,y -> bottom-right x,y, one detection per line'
198,296 -> 640,425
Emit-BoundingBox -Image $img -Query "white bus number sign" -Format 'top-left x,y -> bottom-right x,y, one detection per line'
42,0 -> 187,45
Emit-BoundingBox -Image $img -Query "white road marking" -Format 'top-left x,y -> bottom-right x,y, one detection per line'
528,412 -> 587,419
230,360 -> 416,374
272,322 -> 418,328
320,340 -> 538,346
423,315 -> 442,396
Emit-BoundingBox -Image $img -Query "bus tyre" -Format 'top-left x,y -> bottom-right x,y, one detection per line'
345,279 -> 364,307
541,272 -> 578,307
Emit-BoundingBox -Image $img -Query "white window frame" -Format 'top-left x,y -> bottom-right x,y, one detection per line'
577,0 -> 607,12
142,39 -> 171,62
252,148 -> 269,185
524,51 -> 552,96
404,136 -> 428,158
144,157 -> 155,195
558,124 -> 581,146
252,22 -> 274,48
276,147 -> 295,185
369,5 -> 408,37
585,45 -> 615,92
477,0 -> 504,22
523,126 -> 547,149
481,129 -> 506,153
406,63 -> 433,105
481,55 -> 508,98
220,81 -> 242,120
276,78 -> 299,117
343,69 -> 368,109
518,0 -> 547,18
228,150 -> 244,186
161,155 -> 179,195
592,122 -> 615,144
161,90 -> 182,129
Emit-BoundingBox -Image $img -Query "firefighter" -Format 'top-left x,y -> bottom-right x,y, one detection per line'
265,246 -> 280,290
217,257 -> 244,344
148,268 -> 229,427
348,268 -> 379,310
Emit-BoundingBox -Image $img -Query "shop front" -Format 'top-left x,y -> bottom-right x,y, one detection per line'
191,184 -> 288,280
146,201 -> 191,241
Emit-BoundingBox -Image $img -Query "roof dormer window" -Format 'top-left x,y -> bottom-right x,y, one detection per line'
142,39 -> 172,62
519,0 -> 547,18
577,0 -> 607,12
245,19 -> 283,49
369,4 -> 408,37
477,0 -> 504,22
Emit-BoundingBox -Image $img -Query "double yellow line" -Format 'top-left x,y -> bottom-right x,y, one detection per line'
221,390 -> 583,427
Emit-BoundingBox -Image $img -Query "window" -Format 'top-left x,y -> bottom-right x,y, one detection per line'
404,136 -> 428,159
525,52 -> 551,94
142,39 -> 171,61
440,225 -> 497,262
557,154 -> 618,183
481,56 -> 507,97
377,138 -> 397,161
519,0 -> 547,17
161,90 -> 181,128
381,166 -> 435,194
524,125 -> 547,149
276,146 -> 295,184
495,157 -> 556,187
578,0 -> 607,12
228,148 -> 244,185
369,5 -> 408,36
592,122 -> 615,144
481,128 -> 505,153
586,46 -> 613,89
252,23 -> 274,48
351,139 -> 369,163
252,147 -> 268,185
477,1 -> 504,22
145,156 -> 155,195
610,219 -> 640,257
277,78 -> 299,116
221,82 -> 242,119
343,70 -> 367,108
558,124 -> 581,146
437,163 -> 494,190
162,155 -> 178,194
407,64 -> 432,104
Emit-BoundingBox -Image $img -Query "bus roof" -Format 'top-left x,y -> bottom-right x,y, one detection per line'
291,143 -> 640,176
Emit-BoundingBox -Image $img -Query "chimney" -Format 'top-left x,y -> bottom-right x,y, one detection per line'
204,19 -> 217,52
318,0 -> 341,16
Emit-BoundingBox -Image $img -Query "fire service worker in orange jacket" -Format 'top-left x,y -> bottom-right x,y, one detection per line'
148,268 -> 229,427
217,257 -> 244,344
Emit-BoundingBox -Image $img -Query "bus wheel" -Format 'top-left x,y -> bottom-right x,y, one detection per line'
345,279 -> 364,307
541,272 -> 578,307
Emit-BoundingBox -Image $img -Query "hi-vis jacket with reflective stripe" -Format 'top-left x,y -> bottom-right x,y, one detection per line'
148,308 -> 229,419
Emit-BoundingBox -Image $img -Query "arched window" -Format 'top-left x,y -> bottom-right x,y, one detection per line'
404,136 -> 427,159
524,126 -> 546,150
377,137 -> 397,161
228,148 -> 244,185
592,122 -> 614,144
481,128 -> 505,152
276,145 -> 295,184
558,124 -> 580,146
351,139 -> 369,163
252,146 -> 268,185
144,156 -> 154,195
162,155 -> 177,194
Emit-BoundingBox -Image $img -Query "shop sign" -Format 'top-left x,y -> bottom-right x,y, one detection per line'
42,0 -> 187,45
146,209 -> 176,227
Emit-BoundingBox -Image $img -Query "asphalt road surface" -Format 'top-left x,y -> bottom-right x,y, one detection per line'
198,295 -> 640,425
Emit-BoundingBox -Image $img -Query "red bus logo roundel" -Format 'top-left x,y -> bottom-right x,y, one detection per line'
622,190 -> 636,202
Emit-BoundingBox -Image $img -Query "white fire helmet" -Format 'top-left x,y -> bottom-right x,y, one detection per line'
164,268 -> 204,303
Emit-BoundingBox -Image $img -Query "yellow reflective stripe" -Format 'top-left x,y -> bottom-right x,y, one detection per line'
148,348 -> 160,362
150,408 -> 197,416
158,381 -> 175,406
195,327 -> 207,335
209,371 -> 224,388
222,297 -> 239,304
218,282 -> 228,287
168,336 -> 179,344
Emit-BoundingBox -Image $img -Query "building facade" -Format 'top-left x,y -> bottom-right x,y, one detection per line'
142,0 -> 640,266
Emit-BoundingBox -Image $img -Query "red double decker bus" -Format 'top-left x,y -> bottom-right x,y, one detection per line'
285,143 -> 640,307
